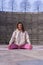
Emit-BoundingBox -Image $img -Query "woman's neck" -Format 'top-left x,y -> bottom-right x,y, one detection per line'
17,29 -> 22,32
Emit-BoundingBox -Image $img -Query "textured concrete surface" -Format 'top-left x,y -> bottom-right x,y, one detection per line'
0,45 -> 43,65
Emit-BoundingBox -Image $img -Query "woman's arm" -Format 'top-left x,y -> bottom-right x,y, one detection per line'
25,31 -> 31,45
9,31 -> 15,45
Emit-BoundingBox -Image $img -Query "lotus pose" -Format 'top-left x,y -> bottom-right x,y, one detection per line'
8,22 -> 32,49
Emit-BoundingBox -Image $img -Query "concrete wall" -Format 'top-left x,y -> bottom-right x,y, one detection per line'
0,12 -> 43,45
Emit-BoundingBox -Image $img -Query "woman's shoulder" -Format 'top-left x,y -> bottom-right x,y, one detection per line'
12,29 -> 16,33
13,29 -> 19,33
24,31 -> 28,35
24,31 -> 28,33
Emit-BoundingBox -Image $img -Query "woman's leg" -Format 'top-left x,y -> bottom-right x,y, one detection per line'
8,43 -> 18,49
20,43 -> 32,49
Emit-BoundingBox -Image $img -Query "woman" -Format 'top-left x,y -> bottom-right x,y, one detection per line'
8,22 -> 32,49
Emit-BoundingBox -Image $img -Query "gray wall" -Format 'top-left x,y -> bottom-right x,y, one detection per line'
0,12 -> 43,45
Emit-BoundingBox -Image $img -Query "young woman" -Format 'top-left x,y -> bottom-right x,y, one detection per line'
8,22 -> 32,49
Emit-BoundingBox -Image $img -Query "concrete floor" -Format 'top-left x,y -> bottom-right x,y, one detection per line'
0,45 -> 43,65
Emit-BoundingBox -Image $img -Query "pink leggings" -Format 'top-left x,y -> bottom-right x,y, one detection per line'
8,43 -> 32,50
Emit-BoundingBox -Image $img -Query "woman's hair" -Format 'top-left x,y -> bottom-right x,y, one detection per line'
17,22 -> 25,32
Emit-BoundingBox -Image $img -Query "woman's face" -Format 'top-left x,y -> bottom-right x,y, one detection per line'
17,24 -> 22,30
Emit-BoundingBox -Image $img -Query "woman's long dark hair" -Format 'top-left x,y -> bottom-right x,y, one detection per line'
17,22 -> 25,32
